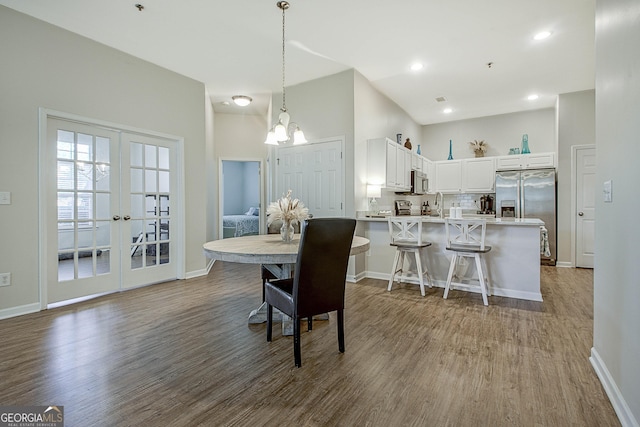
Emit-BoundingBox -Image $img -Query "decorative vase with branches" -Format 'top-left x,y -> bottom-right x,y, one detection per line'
469,140 -> 488,157
266,190 -> 309,242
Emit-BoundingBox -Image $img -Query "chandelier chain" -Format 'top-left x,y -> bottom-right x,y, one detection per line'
281,2 -> 287,112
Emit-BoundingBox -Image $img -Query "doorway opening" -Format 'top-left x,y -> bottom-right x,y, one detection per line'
219,159 -> 264,238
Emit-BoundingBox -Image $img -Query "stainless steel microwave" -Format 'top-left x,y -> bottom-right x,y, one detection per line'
411,170 -> 428,195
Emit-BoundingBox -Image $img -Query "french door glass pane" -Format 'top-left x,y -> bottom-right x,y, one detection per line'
130,194 -> 144,218
131,168 -> 143,193
145,144 -> 157,168
58,192 -> 74,220
145,170 -> 157,192
57,161 -> 75,190
96,137 -> 110,163
96,221 -> 111,247
96,194 -> 110,219
158,147 -> 169,169
159,171 -> 170,192
131,142 -> 143,167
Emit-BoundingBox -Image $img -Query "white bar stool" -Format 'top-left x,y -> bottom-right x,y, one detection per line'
387,216 -> 432,296
443,218 -> 492,305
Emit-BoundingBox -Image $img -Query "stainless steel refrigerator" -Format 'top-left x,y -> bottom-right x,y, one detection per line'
495,168 -> 556,265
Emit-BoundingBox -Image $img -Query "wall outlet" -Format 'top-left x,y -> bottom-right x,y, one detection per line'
0,273 -> 10,287
0,192 -> 10,205
603,180 -> 612,203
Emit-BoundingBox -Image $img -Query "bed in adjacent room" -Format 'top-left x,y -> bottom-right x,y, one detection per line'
223,207 -> 260,238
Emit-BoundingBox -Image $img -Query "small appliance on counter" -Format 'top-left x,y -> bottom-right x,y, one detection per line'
394,200 -> 412,216
477,194 -> 495,215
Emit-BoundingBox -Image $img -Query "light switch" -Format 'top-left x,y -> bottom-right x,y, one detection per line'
0,191 -> 10,205
603,180 -> 612,203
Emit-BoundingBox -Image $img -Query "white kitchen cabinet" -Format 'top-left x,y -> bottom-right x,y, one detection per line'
496,152 -> 556,170
367,137 -> 411,190
463,157 -> 495,192
435,160 -> 462,193
395,145 -> 410,190
385,139 -> 397,187
412,154 -> 423,171
423,158 -> 435,193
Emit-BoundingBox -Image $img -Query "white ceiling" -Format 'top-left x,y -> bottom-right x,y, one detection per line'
1,0 -> 595,125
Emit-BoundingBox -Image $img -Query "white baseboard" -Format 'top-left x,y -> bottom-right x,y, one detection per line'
0,303 -> 41,321
185,259 -> 215,279
362,272 -> 543,302
590,347 -> 639,427
347,270 -> 368,283
556,261 -> 573,268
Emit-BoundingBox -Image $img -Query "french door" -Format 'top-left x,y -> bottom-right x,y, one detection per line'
45,116 -> 180,304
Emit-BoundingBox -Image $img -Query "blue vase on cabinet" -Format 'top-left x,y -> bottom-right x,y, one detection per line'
417,144 -> 421,155
521,134 -> 530,154
447,140 -> 453,160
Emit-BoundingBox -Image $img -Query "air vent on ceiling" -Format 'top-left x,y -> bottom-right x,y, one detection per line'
435,96 -> 446,103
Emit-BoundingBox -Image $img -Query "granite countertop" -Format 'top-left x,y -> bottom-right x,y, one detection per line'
358,215 -> 544,226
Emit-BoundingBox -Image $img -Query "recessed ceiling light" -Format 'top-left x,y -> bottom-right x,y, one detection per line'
528,94 -> 539,101
232,95 -> 252,107
443,108 -> 453,114
533,31 -> 552,40
410,63 -> 424,71
221,101 -> 230,106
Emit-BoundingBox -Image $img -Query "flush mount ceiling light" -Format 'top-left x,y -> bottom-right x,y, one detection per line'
232,95 -> 252,107
264,1 -> 307,146
533,31 -> 552,40
527,94 -> 539,101
410,63 -> 424,71
443,108 -> 453,114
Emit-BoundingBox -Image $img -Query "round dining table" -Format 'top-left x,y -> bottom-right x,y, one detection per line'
203,233 -> 370,335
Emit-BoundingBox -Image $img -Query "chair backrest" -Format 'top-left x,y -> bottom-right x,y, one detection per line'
445,218 -> 487,250
292,218 -> 356,317
388,216 -> 424,245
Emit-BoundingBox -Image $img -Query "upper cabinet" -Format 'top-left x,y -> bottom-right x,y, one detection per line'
495,152 -> 556,170
463,157 -> 495,192
435,157 -> 496,193
367,137 -> 411,191
435,160 -> 462,193
423,158 -> 435,193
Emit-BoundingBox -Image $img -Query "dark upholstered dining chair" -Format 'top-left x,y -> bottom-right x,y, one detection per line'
264,217 -> 356,367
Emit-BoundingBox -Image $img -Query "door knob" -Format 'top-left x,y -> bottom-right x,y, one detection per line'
113,215 -> 121,221
578,212 -> 584,216
123,215 -> 131,221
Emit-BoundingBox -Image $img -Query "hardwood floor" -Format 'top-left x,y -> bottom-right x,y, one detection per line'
0,264 -> 619,426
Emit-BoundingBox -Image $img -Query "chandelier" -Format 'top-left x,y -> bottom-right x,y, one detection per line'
264,1 -> 307,145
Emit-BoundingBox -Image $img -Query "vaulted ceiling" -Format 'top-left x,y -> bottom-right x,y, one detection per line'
0,0 -> 595,124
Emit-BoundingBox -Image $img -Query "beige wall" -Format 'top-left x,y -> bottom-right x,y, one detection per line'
593,0 -> 640,424
556,90 -> 595,265
269,70 -> 356,214
212,112 -> 268,239
354,70 -> 423,212
421,108 -> 556,160
0,6 -> 208,313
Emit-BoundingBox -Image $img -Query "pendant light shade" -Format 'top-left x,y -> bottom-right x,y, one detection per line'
264,1 -> 306,146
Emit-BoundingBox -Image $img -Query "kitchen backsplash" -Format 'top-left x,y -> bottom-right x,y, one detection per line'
371,192 -> 495,214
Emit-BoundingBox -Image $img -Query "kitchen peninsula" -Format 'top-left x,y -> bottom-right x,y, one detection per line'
356,216 -> 544,302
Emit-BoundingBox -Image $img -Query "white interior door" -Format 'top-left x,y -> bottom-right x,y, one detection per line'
276,139 -> 344,217
47,118 -> 121,303
576,146 -> 596,268
45,116 -> 181,304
